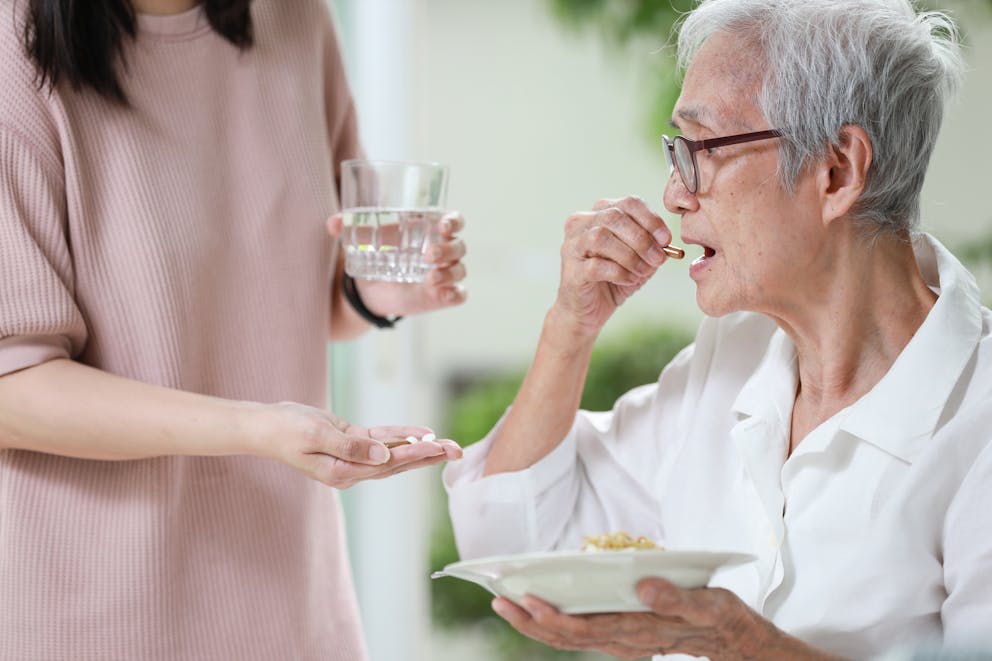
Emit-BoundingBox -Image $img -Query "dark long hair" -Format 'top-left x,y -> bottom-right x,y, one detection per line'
22,0 -> 254,104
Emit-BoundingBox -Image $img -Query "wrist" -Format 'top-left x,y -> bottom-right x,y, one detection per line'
543,305 -> 601,349
238,400 -> 281,459
343,275 -> 402,329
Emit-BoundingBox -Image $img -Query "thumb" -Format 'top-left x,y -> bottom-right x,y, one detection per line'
327,213 -> 344,238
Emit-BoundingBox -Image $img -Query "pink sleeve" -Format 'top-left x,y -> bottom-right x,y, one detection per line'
0,127 -> 87,376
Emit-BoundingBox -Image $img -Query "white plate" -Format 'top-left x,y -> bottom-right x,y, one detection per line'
432,549 -> 755,614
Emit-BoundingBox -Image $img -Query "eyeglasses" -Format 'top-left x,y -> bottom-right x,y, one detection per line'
662,129 -> 783,194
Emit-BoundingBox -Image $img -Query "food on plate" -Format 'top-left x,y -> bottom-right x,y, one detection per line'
581,531 -> 662,552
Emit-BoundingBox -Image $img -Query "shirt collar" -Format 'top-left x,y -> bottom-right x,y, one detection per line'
840,233 -> 984,461
730,233 -> 984,463
731,326 -> 798,426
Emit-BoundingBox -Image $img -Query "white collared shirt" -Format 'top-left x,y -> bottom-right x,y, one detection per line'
444,234 -> 992,660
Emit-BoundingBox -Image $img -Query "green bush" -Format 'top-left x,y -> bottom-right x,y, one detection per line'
428,322 -> 694,657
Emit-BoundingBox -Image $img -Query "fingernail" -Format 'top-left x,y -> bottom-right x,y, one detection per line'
639,585 -> 659,605
422,441 -> 444,455
369,443 -> 390,464
653,229 -> 671,245
441,218 -> 453,233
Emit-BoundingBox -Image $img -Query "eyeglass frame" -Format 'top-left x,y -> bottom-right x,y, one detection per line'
662,129 -> 783,194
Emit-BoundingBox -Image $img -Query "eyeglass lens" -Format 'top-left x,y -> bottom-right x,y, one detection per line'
674,138 -> 697,193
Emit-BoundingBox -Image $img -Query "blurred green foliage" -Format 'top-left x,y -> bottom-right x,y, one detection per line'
548,0 -> 693,142
957,231 -> 992,266
957,228 -> 992,305
429,324 -> 693,658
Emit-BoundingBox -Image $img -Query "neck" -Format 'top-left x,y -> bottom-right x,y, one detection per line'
131,0 -> 198,15
772,230 -> 936,450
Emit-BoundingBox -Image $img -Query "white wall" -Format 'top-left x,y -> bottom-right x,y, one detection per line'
921,6 -> 992,246
410,0 -> 702,385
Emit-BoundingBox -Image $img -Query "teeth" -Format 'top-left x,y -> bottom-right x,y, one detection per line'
692,254 -> 707,266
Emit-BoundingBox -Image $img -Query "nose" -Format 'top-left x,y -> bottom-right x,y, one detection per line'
663,170 -> 698,216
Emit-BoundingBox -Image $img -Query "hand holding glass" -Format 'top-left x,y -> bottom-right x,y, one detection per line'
340,159 -> 449,282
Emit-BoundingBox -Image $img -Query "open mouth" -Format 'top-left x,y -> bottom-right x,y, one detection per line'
692,245 -> 717,266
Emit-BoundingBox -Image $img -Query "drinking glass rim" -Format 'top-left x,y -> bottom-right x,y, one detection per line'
341,158 -> 448,171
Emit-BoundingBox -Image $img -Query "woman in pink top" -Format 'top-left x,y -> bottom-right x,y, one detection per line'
0,0 -> 464,659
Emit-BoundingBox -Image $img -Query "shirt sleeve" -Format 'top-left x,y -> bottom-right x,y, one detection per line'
941,432 -> 992,646
0,127 -> 86,377
443,342 -> 699,561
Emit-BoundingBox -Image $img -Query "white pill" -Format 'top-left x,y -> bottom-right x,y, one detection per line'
405,435 -> 420,444
421,433 -> 436,443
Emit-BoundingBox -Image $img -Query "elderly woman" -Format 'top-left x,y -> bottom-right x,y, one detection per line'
444,0 -> 991,659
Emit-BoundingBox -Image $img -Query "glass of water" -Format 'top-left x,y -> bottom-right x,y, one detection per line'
339,160 -> 449,282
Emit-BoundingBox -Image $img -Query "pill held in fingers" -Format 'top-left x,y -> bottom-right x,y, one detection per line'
662,245 -> 685,259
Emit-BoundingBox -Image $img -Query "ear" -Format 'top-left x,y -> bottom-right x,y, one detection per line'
818,124 -> 872,226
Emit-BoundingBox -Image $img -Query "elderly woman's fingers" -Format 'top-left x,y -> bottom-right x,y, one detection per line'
567,205 -> 671,272
591,197 -> 619,212
518,596 -> 607,642
616,196 -> 672,245
636,580 -> 783,658
501,597 -> 674,659
570,224 -> 658,278
638,579 -> 730,626
520,595 -> 670,646
593,195 -> 671,242
576,256 -> 647,288
591,205 -> 671,265
491,598 -> 578,650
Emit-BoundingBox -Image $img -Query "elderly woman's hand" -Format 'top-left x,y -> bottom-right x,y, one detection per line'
555,196 -> 674,335
491,578 -> 847,661
327,211 -> 467,317
255,401 -> 462,489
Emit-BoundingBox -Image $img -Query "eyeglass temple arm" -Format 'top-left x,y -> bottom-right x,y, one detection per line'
696,129 -> 782,151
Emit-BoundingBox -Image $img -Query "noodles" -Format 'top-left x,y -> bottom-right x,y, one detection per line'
581,531 -> 661,552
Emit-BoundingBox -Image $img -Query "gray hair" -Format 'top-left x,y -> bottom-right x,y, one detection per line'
676,0 -> 965,235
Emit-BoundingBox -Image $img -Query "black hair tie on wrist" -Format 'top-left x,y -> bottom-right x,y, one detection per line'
341,273 -> 402,329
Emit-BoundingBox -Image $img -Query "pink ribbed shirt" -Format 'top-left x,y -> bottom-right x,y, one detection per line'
0,1 -> 367,659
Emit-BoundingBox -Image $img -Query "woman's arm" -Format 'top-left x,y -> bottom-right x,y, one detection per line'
481,308 -> 597,475
0,358 -> 460,487
482,196 -> 675,476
